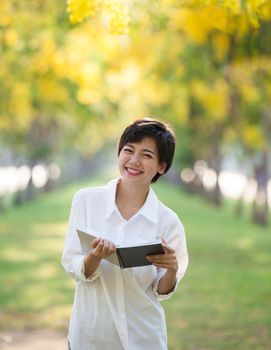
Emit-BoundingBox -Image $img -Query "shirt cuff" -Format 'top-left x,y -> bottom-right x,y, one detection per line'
72,255 -> 100,282
152,274 -> 179,301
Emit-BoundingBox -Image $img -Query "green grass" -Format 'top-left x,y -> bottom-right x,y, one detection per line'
156,183 -> 271,350
0,175 -> 270,349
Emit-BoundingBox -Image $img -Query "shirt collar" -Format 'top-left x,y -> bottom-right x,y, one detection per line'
105,178 -> 158,224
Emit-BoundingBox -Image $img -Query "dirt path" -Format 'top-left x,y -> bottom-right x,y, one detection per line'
0,330 -> 67,350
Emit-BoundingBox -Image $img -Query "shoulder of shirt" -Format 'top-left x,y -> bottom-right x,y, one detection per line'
157,200 -> 185,234
73,185 -> 107,203
157,199 -> 180,222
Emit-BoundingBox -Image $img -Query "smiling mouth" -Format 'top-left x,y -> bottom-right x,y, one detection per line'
125,167 -> 143,176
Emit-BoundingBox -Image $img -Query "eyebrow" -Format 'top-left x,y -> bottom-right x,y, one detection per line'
125,143 -> 156,155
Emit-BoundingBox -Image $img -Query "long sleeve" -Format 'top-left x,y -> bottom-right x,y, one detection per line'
61,192 -> 100,282
153,218 -> 188,301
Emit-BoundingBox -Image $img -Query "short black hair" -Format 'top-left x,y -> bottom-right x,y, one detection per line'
118,118 -> 176,182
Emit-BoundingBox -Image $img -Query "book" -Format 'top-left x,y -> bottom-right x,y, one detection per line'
77,229 -> 165,269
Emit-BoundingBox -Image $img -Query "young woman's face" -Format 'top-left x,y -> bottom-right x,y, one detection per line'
118,137 -> 166,187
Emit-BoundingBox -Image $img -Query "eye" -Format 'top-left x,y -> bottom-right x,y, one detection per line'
123,147 -> 132,153
143,153 -> 153,159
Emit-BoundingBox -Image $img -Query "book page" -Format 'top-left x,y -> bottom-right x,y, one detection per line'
76,229 -> 120,266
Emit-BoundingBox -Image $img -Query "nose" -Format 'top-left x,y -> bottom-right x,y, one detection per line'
130,153 -> 141,165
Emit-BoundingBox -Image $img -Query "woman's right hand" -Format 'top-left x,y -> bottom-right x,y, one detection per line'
90,238 -> 116,258
84,238 -> 116,278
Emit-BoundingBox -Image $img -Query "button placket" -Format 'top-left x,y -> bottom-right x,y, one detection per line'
114,267 -> 129,349
116,223 -> 125,247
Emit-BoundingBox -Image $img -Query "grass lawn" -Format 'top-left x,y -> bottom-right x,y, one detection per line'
0,174 -> 270,349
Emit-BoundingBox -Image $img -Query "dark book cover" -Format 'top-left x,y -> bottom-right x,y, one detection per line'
117,243 -> 165,268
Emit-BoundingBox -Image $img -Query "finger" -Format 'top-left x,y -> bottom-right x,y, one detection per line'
148,258 -> 176,266
101,240 -> 110,255
95,240 -> 104,254
90,238 -> 100,249
147,253 -> 175,260
109,241 -> 116,253
152,259 -> 178,268
148,254 -> 177,263
147,254 -> 169,260
104,240 -> 114,255
152,263 -> 175,269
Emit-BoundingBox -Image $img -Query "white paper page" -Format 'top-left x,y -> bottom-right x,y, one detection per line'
76,229 -> 120,266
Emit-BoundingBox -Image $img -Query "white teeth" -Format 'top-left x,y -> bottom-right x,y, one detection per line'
127,168 -> 141,174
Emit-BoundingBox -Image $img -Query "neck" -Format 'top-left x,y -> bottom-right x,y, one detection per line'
116,180 -> 150,209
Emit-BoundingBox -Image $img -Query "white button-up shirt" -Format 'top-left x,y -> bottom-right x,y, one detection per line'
62,178 -> 188,350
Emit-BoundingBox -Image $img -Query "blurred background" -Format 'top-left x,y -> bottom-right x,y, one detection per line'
0,1 -> 270,349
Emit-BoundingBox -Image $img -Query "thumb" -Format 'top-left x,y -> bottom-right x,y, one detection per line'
91,238 -> 101,249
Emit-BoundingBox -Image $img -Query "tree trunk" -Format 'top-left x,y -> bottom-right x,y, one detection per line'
25,162 -> 36,201
252,152 -> 269,226
206,145 -> 222,206
0,197 -> 5,212
13,190 -> 25,205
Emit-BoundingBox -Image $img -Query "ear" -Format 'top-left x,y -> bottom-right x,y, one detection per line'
158,163 -> 167,174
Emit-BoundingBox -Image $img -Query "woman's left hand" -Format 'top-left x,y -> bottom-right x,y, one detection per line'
147,238 -> 178,273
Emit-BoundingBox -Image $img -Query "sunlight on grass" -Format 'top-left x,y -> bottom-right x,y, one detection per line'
234,236 -> 253,249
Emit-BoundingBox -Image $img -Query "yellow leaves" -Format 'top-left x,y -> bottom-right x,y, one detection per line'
0,115 -> 9,130
240,83 -> 260,103
171,8 -> 212,43
39,78 -> 68,105
243,124 -> 264,149
73,61 -> 102,105
106,63 -> 140,102
31,34 -> 57,74
211,32 -> 230,62
266,82 -> 271,98
208,5 -> 233,33
10,83 -> 33,128
173,0 -> 270,42
235,12 -> 250,37
66,0 -> 130,35
246,0 -> 271,27
74,119 -> 106,156
77,88 -> 101,104
77,62 -> 101,87
171,4 -> 244,43
230,58 -> 271,88
67,0 -> 98,24
171,87 -> 189,124
0,0 -> 12,27
221,0 -> 241,15
258,1 -> 271,20
62,41 -> 103,104
141,79 -> 172,106
3,28 -> 18,46
104,0 -> 130,34
52,20 -> 134,106
191,79 -> 230,120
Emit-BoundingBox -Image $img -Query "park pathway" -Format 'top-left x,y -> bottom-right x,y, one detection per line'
0,330 -> 67,349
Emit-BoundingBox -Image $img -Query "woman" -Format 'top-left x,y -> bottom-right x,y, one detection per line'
62,118 -> 188,350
